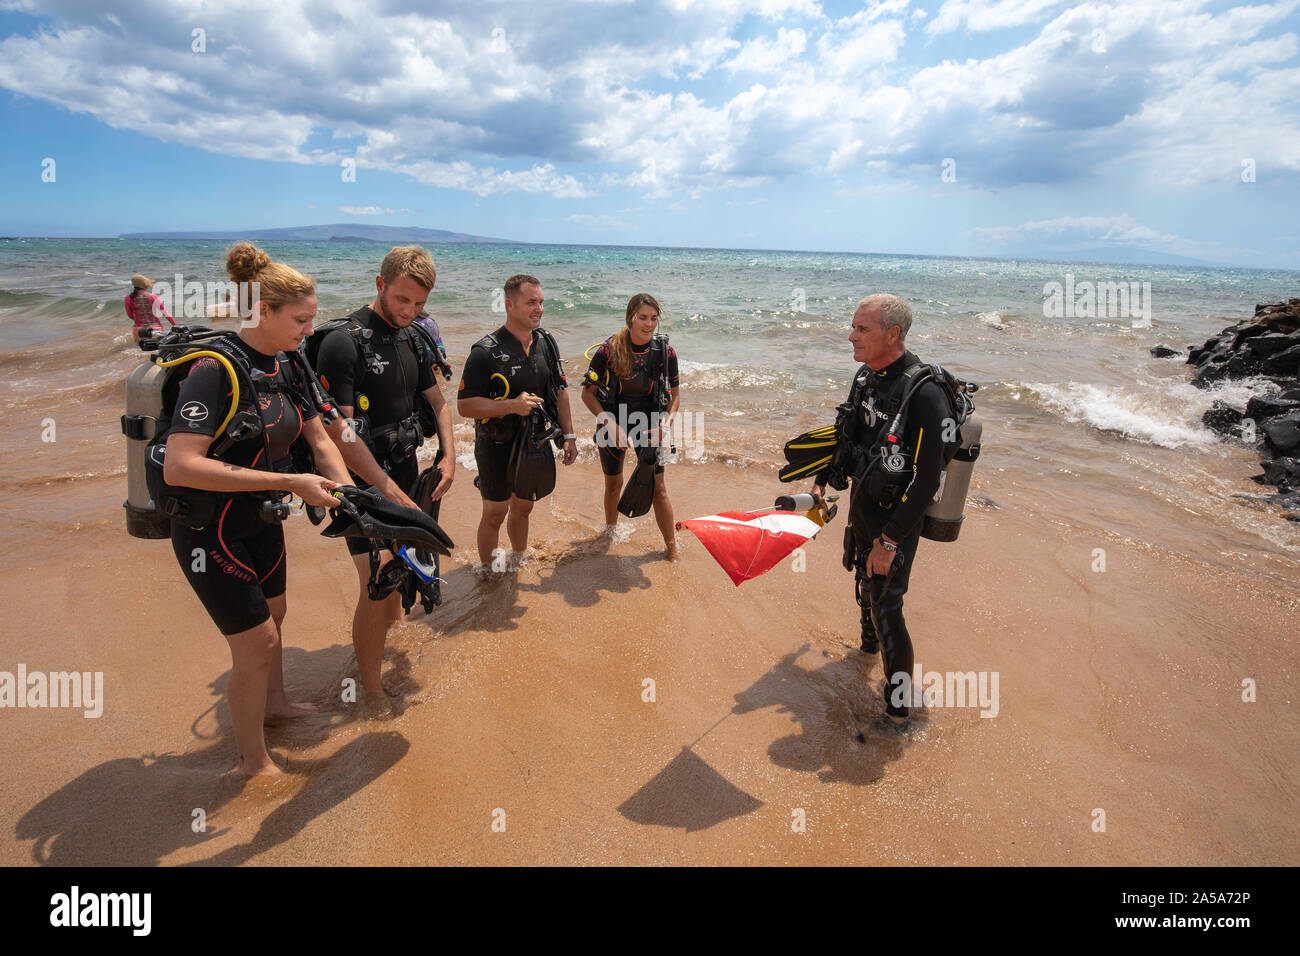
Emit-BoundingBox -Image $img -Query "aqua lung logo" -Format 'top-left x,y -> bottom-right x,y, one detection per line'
148,445 -> 166,467
179,401 -> 208,423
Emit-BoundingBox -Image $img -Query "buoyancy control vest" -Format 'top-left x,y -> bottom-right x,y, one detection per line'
305,315 -> 446,468
584,333 -> 672,413
827,353 -> 982,542
470,327 -> 565,442
121,327 -> 325,538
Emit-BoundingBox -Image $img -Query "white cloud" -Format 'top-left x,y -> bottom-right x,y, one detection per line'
338,206 -> 410,216
965,212 -> 1266,261
723,27 -> 807,74
970,213 -> 1178,244
568,213 -> 628,228
816,7 -> 908,76
927,0 -> 1071,36
0,0 -> 1295,201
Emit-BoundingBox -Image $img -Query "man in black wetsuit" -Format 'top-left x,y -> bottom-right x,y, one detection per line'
811,293 -> 952,721
315,246 -> 455,699
457,274 -> 578,570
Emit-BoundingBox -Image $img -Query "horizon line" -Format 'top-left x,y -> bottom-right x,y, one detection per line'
1,233 -> 1294,273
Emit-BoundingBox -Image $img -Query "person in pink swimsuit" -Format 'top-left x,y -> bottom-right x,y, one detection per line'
125,274 -> 175,342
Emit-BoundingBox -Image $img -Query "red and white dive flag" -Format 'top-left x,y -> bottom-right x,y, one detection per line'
676,509 -> 822,586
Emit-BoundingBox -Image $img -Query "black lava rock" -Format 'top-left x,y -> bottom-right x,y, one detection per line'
1226,353 -> 1264,377
1244,396 -> 1300,422
1262,412 -> 1300,456
1245,332 -> 1300,356
1202,400 -> 1243,435
1150,345 -> 1181,358
1262,344 -> 1300,375
1185,299 -> 1300,505
1256,457 -> 1300,490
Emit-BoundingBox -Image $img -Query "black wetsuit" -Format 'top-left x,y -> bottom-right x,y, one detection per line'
315,306 -> 437,556
167,338 -> 319,636
585,336 -> 679,476
459,325 -> 566,501
830,351 -> 950,716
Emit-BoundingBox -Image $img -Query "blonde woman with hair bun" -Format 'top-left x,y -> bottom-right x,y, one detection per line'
159,242 -> 354,777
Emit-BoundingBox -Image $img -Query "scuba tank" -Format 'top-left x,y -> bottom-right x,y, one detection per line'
122,326 -> 256,538
921,414 -> 981,542
121,355 -> 174,539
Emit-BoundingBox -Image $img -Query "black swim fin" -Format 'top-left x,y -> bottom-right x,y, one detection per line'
509,412 -> 557,502
320,486 -> 454,556
779,423 -> 838,482
617,444 -> 658,518
409,458 -> 445,610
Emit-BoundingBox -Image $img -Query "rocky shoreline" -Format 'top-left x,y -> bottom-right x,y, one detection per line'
1155,299 -> 1300,520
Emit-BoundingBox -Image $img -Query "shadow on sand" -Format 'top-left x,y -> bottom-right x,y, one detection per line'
618,643 -> 924,831
16,644 -> 418,866
732,643 -> 924,786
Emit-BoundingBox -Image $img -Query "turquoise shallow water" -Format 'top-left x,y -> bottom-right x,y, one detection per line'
2,238 -> 1298,571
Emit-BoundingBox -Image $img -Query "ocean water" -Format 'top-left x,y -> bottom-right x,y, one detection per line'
2,238 -> 1298,578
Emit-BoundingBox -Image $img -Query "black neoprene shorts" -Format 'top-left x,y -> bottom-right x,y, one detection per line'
170,499 -> 287,636
473,432 -> 515,502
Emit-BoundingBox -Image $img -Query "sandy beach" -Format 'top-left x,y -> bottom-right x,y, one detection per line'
2,379 -> 1296,866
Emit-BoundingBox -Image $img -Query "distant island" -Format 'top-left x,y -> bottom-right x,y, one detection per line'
118,223 -> 513,243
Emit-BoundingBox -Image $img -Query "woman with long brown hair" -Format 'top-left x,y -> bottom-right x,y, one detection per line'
581,293 -> 681,559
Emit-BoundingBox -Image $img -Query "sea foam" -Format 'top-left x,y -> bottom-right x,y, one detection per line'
1025,379 -> 1243,449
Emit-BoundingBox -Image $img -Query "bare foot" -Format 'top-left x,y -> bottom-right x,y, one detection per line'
665,544 -> 680,562
264,699 -> 318,721
239,755 -> 283,777
360,691 -> 399,719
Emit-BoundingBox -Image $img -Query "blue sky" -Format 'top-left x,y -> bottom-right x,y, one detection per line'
1,0 -> 1298,266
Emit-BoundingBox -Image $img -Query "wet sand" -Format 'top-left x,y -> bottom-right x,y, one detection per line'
1,407 -> 1296,865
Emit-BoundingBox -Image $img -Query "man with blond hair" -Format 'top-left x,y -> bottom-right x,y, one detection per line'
315,246 -> 455,700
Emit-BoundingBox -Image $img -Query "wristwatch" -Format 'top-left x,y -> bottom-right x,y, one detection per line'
875,536 -> 898,553
563,433 -> 576,441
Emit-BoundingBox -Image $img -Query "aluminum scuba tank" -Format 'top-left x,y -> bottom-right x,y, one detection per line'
921,415 -> 982,542
120,360 -> 171,539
